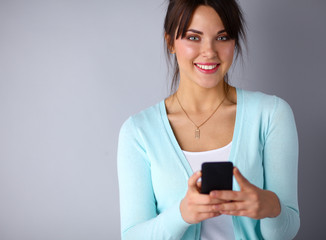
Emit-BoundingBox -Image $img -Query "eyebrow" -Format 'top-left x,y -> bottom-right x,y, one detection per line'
187,29 -> 227,35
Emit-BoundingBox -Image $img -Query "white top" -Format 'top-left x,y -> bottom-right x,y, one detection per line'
182,142 -> 235,240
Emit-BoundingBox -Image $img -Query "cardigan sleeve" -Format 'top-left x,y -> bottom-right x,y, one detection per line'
117,117 -> 191,240
260,97 -> 300,239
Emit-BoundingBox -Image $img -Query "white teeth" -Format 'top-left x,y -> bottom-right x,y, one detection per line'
196,64 -> 217,70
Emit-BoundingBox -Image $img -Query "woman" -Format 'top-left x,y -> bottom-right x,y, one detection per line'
118,0 -> 300,239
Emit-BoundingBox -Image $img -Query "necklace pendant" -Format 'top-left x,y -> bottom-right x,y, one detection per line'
195,128 -> 200,139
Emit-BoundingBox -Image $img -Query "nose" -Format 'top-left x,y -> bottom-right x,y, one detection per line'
201,39 -> 217,59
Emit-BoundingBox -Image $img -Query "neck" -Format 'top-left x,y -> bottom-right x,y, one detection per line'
176,81 -> 227,113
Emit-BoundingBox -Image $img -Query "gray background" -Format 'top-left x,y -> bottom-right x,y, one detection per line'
0,0 -> 325,239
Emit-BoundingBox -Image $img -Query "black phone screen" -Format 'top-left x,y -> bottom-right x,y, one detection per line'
200,162 -> 233,194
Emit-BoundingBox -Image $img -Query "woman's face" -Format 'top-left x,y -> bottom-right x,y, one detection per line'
172,5 -> 235,89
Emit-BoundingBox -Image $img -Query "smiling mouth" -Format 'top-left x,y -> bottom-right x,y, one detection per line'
195,63 -> 218,70
194,63 -> 220,73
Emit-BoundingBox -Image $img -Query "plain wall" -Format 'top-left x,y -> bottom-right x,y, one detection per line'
0,0 -> 325,239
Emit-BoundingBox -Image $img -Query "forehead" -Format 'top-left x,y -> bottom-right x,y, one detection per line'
187,5 -> 225,32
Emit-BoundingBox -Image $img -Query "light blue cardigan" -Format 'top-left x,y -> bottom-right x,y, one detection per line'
117,89 -> 300,240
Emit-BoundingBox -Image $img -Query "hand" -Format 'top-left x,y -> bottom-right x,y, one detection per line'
210,167 -> 281,219
180,171 -> 228,224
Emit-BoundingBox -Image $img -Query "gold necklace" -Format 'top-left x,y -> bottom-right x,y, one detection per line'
175,93 -> 226,139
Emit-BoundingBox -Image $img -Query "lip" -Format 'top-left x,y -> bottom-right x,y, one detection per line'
194,63 -> 220,74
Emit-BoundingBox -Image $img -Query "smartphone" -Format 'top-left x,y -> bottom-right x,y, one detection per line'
200,162 -> 233,194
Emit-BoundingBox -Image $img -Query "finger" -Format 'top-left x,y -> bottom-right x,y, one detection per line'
194,204 -> 223,213
233,167 -> 252,189
191,193 -> 227,205
210,190 -> 246,201
190,193 -> 212,205
214,201 -> 246,212
196,180 -> 202,192
209,198 -> 229,204
188,171 -> 202,191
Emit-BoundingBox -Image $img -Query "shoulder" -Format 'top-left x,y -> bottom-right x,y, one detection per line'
119,100 -> 164,134
118,100 -> 169,155
236,89 -> 297,146
238,88 -> 294,118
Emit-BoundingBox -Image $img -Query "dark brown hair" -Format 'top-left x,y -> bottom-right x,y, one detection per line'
164,0 -> 246,93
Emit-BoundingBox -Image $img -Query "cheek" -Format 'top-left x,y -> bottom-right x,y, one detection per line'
218,44 -> 235,62
175,42 -> 199,61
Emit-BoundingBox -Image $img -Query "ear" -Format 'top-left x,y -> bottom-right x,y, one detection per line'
164,33 -> 175,54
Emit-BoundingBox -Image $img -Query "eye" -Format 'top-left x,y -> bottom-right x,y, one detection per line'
187,36 -> 200,41
217,35 -> 230,41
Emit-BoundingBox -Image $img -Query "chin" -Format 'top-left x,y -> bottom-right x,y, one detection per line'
196,79 -> 222,89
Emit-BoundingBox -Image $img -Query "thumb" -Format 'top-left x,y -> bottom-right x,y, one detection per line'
234,167 -> 252,190
188,171 -> 202,191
